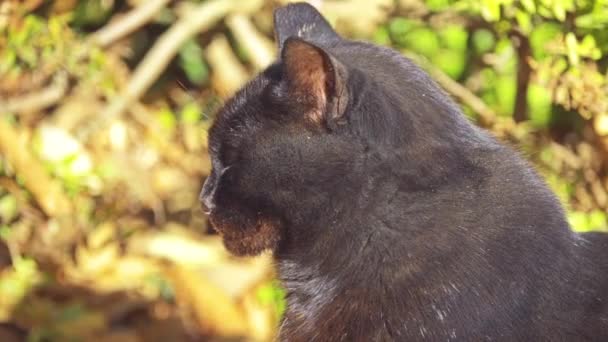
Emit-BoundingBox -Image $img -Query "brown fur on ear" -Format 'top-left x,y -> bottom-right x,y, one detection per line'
281,37 -> 349,126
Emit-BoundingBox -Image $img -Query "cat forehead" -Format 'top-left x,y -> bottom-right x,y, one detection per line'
215,76 -> 267,122
208,74 -> 274,152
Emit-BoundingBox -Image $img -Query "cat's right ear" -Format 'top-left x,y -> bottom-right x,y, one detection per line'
281,37 -> 349,127
273,2 -> 341,51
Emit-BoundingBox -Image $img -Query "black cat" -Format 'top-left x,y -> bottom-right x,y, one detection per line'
200,3 -> 608,341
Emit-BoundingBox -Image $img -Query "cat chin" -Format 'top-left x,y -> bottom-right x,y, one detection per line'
209,212 -> 283,256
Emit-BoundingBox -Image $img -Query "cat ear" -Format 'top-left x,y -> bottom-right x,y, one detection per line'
281,37 -> 349,125
273,2 -> 341,51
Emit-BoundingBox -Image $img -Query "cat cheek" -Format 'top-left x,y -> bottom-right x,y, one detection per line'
209,211 -> 283,257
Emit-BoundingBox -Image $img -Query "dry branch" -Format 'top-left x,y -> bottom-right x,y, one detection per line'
226,14 -> 275,71
206,35 -> 249,98
90,0 -> 173,47
322,0 -> 394,37
92,0 -> 263,135
509,29 -> 531,123
0,72 -> 68,114
167,264 -> 249,337
550,142 -> 582,170
0,119 -> 72,218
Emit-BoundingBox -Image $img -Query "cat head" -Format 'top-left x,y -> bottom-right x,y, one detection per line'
200,2 -> 473,256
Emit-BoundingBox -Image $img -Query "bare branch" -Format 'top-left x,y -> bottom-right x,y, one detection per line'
0,120 -> 72,218
206,35 -> 249,98
509,29 -> 531,123
0,72 -> 68,114
226,14 -> 275,71
90,0 -> 173,47
91,0 -> 263,135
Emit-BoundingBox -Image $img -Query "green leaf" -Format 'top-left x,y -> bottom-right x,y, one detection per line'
404,28 -> 441,56
578,35 -> 602,60
178,40 -> 208,86
157,107 -> 177,130
527,84 -> 553,128
520,0 -> 536,13
514,9 -> 532,34
552,1 -> 567,21
565,32 -> 579,65
72,0 -> 115,27
0,225 -> 11,240
481,0 -> 502,21
530,23 -> 561,59
495,75 -> 516,116
256,281 -> 286,320
433,49 -> 467,79
0,49 -> 17,73
439,26 -> 468,52
14,15 -> 44,45
180,102 -> 202,124
588,210 -> 608,232
568,211 -> 589,232
388,18 -> 417,47
372,26 -> 391,46
494,39 -> 516,73
570,210 -> 608,233
13,257 -> 38,276
0,195 -> 18,223
48,17 -> 64,41
426,0 -> 452,11
472,29 -> 495,55
18,45 -> 39,68
576,10 -> 608,29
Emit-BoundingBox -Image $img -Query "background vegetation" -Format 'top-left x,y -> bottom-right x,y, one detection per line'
0,0 -> 607,340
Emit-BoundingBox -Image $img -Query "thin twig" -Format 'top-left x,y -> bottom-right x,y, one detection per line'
0,177 -> 45,225
0,1 -> 13,32
167,264 -> 249,337
509,29 -> 531,123
88,0 -> 263,136
0,120 -> 72,218
226,14 -> 275,71
90,0 -> 173,47
0,72 -> 68,114
206,35 -> 249,97
550,141 -> 582,169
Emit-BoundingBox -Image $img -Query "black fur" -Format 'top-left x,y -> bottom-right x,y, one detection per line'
201,3 -> 608,341
273,3 -> 340,51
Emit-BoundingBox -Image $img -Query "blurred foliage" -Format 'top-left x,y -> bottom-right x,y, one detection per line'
382,0 -> 608,219
0,0 -> 607,341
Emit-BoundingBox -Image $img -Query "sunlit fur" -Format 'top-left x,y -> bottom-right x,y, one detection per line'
201,3 -> 608,341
